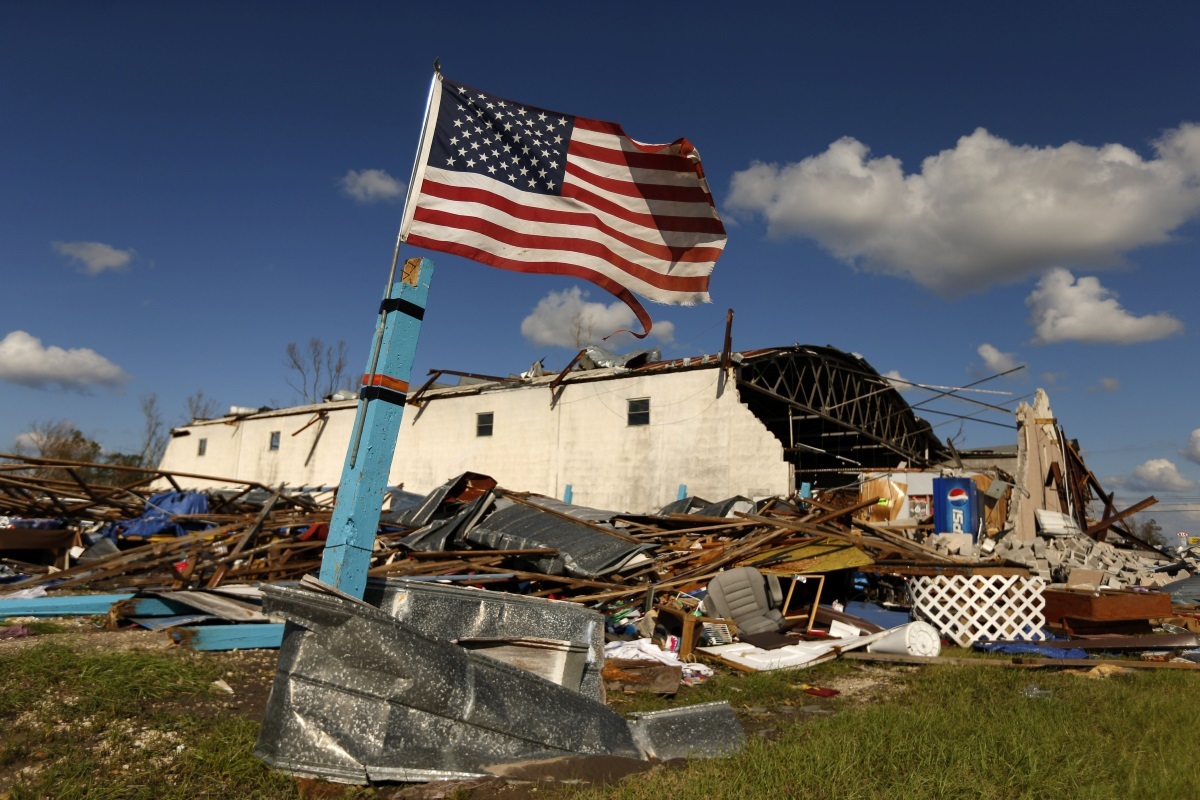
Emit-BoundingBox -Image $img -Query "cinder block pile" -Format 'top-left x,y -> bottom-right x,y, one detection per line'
932,530 -> 1196,589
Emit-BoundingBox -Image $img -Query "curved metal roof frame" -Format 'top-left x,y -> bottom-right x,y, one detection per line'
734,345 -> 947,480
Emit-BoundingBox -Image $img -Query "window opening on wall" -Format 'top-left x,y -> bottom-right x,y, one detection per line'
477,412 -> 494,437
269,431 -> 281,451
198,438 -> 207,456
627,398 -> 650,426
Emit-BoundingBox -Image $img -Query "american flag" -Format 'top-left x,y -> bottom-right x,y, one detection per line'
399,75 -> 727,337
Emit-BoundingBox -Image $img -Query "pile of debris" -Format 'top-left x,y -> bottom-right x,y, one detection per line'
7,434 -> 1200,787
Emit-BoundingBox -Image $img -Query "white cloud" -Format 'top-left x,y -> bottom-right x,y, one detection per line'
1092,377 -> 1121,393
726,124 -> 1200,294
882,369 -> 916,392
1026,268 -> 1183,344
13,431 -> 38,451
0,330 -> 130,390
339,168 -> 405,203
1126,459 -> 1195,493
1183,429 -> 1200,465
520,287 -> 675,349
977,343 -> 1020,373
52,241 -> 135,275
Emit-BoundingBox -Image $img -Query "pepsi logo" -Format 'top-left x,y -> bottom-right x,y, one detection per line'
947,487 -> 969,507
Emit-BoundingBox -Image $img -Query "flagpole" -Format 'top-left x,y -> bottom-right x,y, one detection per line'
347,61 -> 442,469
317,62 -> 443,596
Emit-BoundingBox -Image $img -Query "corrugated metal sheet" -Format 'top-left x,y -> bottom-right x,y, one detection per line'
363,577 -> 606,700
465,503 -> 651,578
254,585 -> 643,783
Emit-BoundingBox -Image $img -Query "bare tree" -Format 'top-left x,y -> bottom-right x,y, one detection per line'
284,338 -> 351,403
15,419 -> 103,463
138,393 -> 169,470
1128,515 -> 1169,548
570,311 -> 595,348
11,419 -> 104,481
184,389 -> 219,422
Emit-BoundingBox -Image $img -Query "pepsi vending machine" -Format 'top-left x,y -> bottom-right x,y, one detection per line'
933,477 -> 982,540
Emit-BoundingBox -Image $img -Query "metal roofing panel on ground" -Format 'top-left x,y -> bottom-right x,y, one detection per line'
364,577 -> 606,700
465,503 -> 651,579
254,584 -> 643,783
151,590 -> 269,622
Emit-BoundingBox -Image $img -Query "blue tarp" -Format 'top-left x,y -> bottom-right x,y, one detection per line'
105,491 -> 210,539
974,641 -> 1089,660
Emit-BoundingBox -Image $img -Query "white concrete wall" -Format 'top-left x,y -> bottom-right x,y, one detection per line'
156,367 -> 792,511
157,403 -> 358,490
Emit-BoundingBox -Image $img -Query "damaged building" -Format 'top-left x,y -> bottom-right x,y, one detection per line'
158,343 -> 948,512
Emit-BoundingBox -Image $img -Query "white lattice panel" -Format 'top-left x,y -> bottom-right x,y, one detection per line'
909,575 -> 1046,647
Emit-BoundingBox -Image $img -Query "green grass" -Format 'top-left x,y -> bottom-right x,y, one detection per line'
0,642 -> 306,799
5,639 -> 1200,800
606,659 -> 869,714
0,618 -> 71,635
571,663 -> 1200,800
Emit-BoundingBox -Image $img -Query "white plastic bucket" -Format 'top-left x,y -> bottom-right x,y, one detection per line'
865,621 -> 941,657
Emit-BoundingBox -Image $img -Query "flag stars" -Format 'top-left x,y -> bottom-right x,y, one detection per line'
435,84 -> 571,196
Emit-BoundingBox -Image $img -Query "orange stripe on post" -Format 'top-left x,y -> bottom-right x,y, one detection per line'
361,374 -> 410,394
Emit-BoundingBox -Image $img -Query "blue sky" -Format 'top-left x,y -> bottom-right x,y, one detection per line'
2,2 -> 1198,530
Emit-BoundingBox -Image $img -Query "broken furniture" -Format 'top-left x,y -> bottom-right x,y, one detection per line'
703,566 -> 792,635
0,525 -> 79,571
1042,586 -> 1173,635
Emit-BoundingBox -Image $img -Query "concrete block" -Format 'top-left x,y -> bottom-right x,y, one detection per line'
933,533 -> 974,556
1066,568 -> 1105,588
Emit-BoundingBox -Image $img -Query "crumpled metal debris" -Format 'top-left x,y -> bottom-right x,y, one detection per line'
254,583 -> 743,784
466,502 -> 651,579
363,577 -> 606,699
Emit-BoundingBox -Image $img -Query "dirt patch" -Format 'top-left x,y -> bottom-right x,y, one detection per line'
0,616 -> 172,654
826,664 -> 914,703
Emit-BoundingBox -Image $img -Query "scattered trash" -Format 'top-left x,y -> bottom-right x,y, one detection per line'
0,624 -> 33,639
1020,684 -> 1054,699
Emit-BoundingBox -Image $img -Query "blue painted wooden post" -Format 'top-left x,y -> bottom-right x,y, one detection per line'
318,256 -> 434,598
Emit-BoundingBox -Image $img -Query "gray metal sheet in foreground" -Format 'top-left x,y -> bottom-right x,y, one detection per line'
254,585 -> 643,784
363,577 -> 606,700
628,702 -> 746,761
